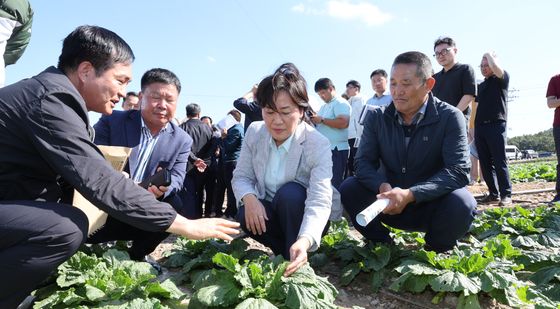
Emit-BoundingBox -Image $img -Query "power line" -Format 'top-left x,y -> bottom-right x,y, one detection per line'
507,88 -> 518,102
233,0 -> 285,59
516,86 -> 546,91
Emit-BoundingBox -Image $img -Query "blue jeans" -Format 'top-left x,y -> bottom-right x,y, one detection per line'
331,148 -> 349,190
475,121 -> 512,198
340,177 -> 477,252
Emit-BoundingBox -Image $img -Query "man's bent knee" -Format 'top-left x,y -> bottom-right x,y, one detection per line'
49,207 -> 89,255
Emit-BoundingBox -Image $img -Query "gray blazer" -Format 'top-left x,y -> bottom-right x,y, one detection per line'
232,121 -> 342,251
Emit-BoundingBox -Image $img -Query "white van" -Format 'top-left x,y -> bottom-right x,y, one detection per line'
505,145 -> 520,160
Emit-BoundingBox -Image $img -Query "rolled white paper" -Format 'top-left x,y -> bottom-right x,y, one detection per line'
356,198 -> 390,226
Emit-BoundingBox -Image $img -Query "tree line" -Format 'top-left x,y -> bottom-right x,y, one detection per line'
508,128 -> 555,152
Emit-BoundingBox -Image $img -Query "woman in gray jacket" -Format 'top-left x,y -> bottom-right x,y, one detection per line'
232,63 -> 341,276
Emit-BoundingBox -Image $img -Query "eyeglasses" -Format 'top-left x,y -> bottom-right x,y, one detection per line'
479,64 -> 489,68
433,47 -> 453,58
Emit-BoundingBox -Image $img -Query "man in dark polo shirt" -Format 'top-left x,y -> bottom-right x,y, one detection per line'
432,36 -> 478,186
432,36 -> 476,123
474,52 -> 512,206
180,103 -> 214,218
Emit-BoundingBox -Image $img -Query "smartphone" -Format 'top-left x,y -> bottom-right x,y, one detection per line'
139,168 -> 172,189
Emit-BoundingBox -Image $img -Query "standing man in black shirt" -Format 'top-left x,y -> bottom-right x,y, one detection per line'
474,52 -> 512,206
432,36 -> 478,185
180,103 -> 214,218
432,36 -> 477,123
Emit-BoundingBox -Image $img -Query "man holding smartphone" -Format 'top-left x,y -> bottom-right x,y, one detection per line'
91,68 -> 193,261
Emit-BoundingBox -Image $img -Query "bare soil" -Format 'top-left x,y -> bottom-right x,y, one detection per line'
150,181 -> 557,309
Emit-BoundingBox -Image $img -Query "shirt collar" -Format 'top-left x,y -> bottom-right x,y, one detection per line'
395,97 -> 428,125
269,133 -> 294,152
141,117 -> 169,136
326,96 -> 339,104
442,62 -> 459,73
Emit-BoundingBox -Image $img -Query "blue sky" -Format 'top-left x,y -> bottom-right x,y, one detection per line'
6,0 -> 560,137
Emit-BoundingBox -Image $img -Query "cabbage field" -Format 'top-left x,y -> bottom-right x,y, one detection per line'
30,161 -> 560,309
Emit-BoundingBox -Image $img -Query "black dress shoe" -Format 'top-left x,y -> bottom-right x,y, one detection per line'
478,194 -> 500,204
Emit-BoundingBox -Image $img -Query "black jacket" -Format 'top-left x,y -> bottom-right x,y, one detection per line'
0,67 -> 176,232
355,93 -> 470,203
180,118 -> 213,173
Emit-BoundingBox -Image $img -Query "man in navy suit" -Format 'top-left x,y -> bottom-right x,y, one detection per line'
91,68 -> 193,260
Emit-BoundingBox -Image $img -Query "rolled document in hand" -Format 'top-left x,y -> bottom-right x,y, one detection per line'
356,199 -> 390,226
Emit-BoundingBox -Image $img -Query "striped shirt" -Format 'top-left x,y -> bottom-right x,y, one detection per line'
131,119 -> 168,183
396,100 -> 427,149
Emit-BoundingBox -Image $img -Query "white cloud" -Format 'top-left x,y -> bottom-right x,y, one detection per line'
291,2 -> 325,15
291,3 -> 305,13
207,56 -> 216,63
292,0 -> 392,26
327,0 -> 392,26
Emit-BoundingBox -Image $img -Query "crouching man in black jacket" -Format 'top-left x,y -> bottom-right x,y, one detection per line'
0,25 -> 239,309
340,51 -> 476,253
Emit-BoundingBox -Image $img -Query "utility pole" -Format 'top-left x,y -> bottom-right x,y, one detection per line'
507,88 -> 519,102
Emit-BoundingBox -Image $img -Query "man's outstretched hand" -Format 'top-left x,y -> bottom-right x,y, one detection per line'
167,216 -> 240,242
